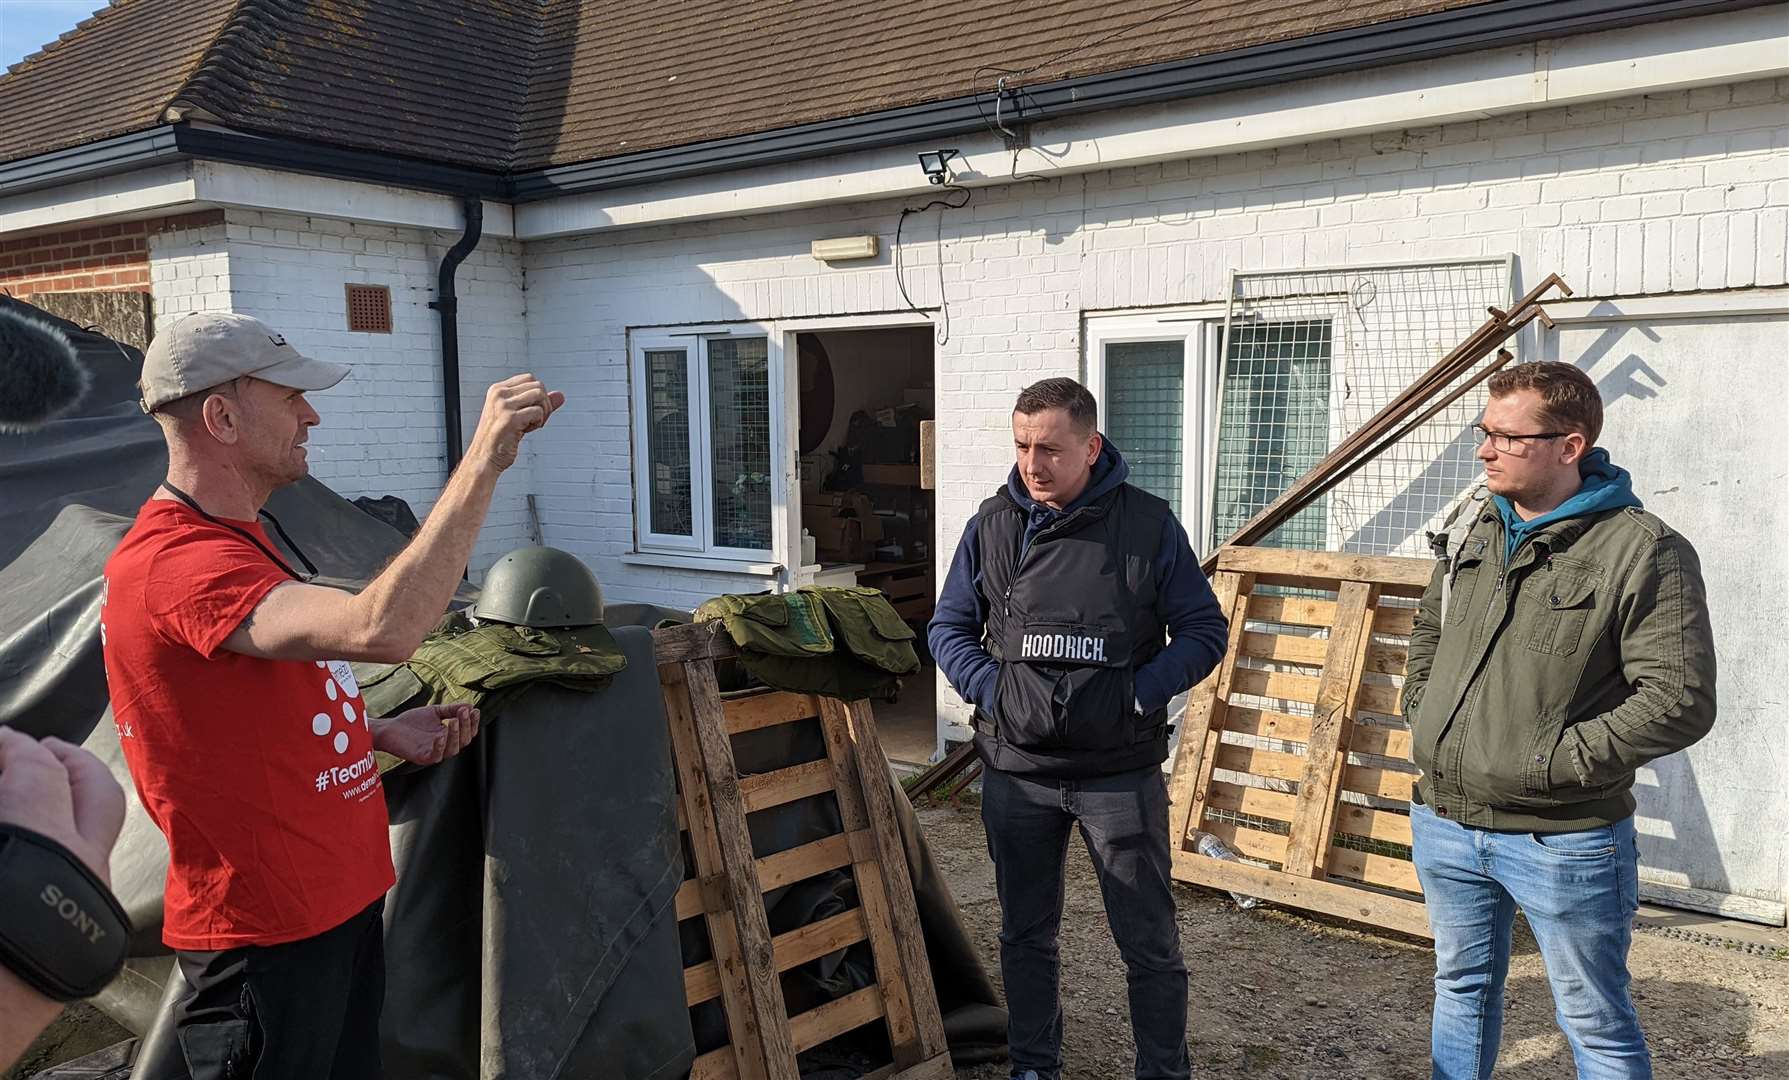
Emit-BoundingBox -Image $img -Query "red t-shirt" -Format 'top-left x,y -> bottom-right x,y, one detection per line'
101,499 -> 394,950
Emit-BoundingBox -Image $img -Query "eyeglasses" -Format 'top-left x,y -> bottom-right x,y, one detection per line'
1472,424 -> 1570,452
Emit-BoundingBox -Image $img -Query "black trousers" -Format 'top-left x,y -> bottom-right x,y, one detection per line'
981,765 -> 1190,1080
173,899 -> 386,1080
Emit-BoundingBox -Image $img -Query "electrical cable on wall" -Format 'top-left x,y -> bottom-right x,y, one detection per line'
894,186 -> 971,346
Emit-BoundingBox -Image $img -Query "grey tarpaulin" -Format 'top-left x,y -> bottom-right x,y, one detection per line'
1,298 -> 1006,1075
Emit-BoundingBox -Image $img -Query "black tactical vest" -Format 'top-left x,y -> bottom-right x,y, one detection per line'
972,482 -> 1170,778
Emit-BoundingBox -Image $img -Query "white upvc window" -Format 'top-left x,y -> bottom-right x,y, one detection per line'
1085,310 -> 1223,551
631,328 -> 782,558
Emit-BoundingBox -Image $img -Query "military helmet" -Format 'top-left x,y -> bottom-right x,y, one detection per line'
473,546 -> 604,628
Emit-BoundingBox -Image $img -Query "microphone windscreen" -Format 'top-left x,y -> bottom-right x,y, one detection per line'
0,306 -> 90,433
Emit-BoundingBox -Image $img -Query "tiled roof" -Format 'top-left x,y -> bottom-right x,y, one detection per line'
0,1 -> 1548,175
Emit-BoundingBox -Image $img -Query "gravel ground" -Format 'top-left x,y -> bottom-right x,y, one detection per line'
917,803 -> 1789,1080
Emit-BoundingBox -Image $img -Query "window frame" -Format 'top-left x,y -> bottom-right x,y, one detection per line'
1084,310 -> 1223,553
630,325 -> 784,560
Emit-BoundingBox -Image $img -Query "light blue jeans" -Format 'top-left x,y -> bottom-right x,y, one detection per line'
1410,800 -> 1648,1080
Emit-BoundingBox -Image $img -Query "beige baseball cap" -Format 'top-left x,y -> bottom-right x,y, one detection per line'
138,312 -> 348,412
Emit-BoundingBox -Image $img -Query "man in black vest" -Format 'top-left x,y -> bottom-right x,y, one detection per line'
929,378 -> 1228,1080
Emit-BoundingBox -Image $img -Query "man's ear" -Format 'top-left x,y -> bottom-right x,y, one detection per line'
1559,431 -> 1589,467
201,392 -> 242,446
1087,430 -> 1102,466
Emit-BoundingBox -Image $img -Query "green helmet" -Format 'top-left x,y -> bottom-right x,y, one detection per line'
473,546 -> 604,628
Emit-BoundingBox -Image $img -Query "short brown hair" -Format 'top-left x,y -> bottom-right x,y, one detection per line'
1014,377 -> 1097,434
1487,361 -> 1603,445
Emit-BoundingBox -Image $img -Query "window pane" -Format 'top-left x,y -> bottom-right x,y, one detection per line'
708,337 -> 772,550
1104,340 -> 1184,516
645,348 -> 693,537
1214,320 -> 1333,549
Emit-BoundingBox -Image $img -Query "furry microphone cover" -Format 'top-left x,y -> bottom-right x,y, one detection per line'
0,305 -> 90,433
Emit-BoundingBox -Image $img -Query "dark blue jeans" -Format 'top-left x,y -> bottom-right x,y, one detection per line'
981,765 -> 1189,1080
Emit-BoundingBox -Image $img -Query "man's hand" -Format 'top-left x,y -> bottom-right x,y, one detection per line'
370,705 -> 481,766
464,375 -> 564,474
0,729 -> 128,1063
0,729 -> 124,887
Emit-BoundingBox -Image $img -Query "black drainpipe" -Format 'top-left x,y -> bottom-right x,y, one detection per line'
430,197 -> 484,475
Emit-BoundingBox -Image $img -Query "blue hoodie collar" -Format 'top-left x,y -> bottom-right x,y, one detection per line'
1494,447 -> 1641,562
1006,434 -> 1130,524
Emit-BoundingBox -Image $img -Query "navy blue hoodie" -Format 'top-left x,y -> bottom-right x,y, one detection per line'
927,436 -> 1229,720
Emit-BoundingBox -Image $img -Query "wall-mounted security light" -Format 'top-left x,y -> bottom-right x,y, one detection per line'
811,235 -> 879,262
917,149 -> 960,185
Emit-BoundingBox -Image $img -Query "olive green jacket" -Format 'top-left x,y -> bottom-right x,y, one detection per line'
1403,504 -> 1716,832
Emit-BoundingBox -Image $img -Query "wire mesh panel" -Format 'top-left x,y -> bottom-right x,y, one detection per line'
1104,340 -> 1186,517
708,337 -> 772,550
1215,260 -> 1512,556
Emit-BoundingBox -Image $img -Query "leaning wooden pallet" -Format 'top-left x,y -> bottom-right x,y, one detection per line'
1166,546 -> 1435,938
652,620 -> 953,1080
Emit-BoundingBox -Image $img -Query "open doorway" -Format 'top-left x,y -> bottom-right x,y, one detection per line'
793,326 -> 936,766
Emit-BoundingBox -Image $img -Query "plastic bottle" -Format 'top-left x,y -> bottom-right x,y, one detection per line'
1194,832 -> 1263,910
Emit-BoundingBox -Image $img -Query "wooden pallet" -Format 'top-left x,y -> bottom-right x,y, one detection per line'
1166,546 -> 1436,938
857,561 -> 934,623
652,621 -> 953,1080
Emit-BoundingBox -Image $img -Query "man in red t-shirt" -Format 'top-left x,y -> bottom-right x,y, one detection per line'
101,312 -> 562,1080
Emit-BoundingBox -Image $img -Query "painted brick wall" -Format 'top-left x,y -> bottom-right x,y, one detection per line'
518,76 -> 1788,709
219,209 -> 532,576
1,210 -> 223,297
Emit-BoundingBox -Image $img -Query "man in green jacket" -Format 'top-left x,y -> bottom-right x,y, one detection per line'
1403,361 -> 1715,1080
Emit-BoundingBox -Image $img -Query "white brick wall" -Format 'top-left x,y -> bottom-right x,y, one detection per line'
147,218 -> 232,331
148,209 -> 532,578
516,76 -> 1788,712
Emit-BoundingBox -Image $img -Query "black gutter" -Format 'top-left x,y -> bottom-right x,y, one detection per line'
428,198 -> 483,475
0,0 -> 1768,206
511,0 -> 1768,200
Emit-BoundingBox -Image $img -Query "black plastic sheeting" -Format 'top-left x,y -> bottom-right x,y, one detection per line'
2,298 -> 1006,1076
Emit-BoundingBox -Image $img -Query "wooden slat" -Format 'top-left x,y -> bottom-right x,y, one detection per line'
1168,570 -> 1253,851
1373,606 -> 1418,637
1334,803 -> 1415,847
1284,580 -> 1380,878
1238,630 -> 1328,667
677,831 -> 862,922
1245,594 -> 1338,629
1356,682 -> 1402,717
1222,705 -> 1314,744
688,1047 -> 740,1080
1216,546 -> 1434,592
739,759 -> 836,814
1173,850 -> 1432,938
859,1056 -> 955,1080
1342,764 -> 1418,802
1205,779 -> 1299,824
1349,724 -> 1413,762
1203,818 -> 1291,864
1327,846 -> 1423,894
1228,666 -> 1322,707
756,832 -> 857,895
662,663 -> 779,1080
724,691 -> 821,735
1364,643 -> 1409,675
1213,742 -> 1306,783
821,697 -> 949,1067
679,659 -> 799,1079
687,908 -> 872,1006
790,985 -> 886,1053
652,620 -> 740,664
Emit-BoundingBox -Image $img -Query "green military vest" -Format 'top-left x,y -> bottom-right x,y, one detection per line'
694,587 -> 920,702
355,611 -> 628,772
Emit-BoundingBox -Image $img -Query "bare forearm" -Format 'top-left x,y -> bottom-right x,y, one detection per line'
351,458 -> 501,658
0,967 -> 62,1066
